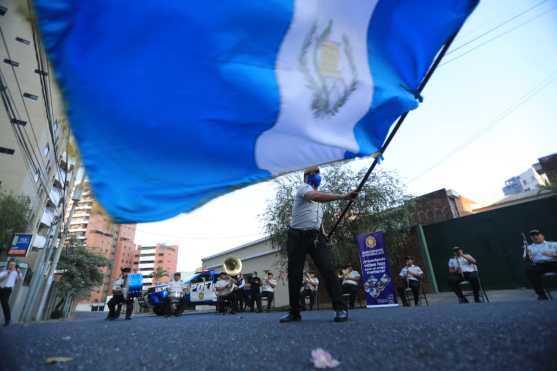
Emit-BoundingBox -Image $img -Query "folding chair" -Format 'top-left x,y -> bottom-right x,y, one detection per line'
403,283 -> 429,306
543,272 -> 557,300
458,277 -> 489,303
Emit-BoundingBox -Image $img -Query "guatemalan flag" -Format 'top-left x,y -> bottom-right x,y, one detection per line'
36,0 -> 478,223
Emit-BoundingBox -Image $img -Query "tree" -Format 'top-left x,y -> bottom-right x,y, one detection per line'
0,188 -> 31,253
50,238 -> 108,318
261,162 -> 415,270
152,267 -> 168,284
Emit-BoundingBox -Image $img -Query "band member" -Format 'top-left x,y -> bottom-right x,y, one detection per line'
0,259 -> 23,326
524,229 -> 557,300
300,272 -> 319,311
107,267 -> 134,320
164,272 -> 185,316
250,272 -> 262,313
261,272 -> 277,312
396,256 -> 423,306
215,272 -> 237,314
448,247 -> 480,303
242,274 -> 253,311
280,166 -> 357,323
235,273 -> 246,311
341,264 -> 361,309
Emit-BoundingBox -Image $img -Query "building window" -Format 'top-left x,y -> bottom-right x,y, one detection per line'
3,58 -> 19,67
33,169 -> 39,183
23,92 -> 39,101
42,144 -> 49,157
15,36 -> 30,45
10,118 -> 26,126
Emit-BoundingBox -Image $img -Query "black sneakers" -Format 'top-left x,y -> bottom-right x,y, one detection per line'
279,313 -> 302,323
334,310 -> 348,322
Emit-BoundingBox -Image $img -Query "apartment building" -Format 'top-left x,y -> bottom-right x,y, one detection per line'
134,244 -> 179,290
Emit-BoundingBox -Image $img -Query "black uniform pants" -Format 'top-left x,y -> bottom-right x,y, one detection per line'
526,262 -> 557,297
287,228 -> 345,315
0,287 -> 12,324
261,291 -> 274,310
396,280 -> 420,306
448,272 -> 480,301
217,293 -> 237,314
250,290 -> 262,312
342,284 -> 359,309
107,294 -> 134,319
300,289 -> 316,310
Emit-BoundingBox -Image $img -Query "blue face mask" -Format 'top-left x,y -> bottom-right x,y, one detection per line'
307,173 -> 321,189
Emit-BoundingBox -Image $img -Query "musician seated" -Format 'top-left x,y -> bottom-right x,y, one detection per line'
215,272 -> 237,314
448,246 -> 480,303
525,229 -> 557,301
235,273 -> 246,311
395,256 -> 423,306
341,264 -> 361,309
261,272 -> 277,312
300,272 -> 319,311
164,272 -> 185,316
107,267 -> 134,320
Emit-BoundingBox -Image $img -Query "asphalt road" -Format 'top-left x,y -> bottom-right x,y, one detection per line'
1,301 -> 556,371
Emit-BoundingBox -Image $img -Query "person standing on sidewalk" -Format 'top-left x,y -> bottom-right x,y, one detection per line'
280,166 -> 358,323
0,259 -> 23,326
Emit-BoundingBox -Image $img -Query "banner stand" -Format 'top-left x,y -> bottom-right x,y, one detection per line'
357,231 -> 398,308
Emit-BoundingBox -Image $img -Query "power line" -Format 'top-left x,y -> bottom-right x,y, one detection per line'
407,68 -> 557,184
447,0 -> 551,55
441,4 -> 557,67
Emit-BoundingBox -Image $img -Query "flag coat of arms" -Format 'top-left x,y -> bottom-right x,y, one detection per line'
35,0 -> 478,223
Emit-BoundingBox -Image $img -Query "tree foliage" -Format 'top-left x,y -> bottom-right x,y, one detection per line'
261,162 -> 415,270
54,238 -> 108,300
0,188 -> 32,251
152,267 -> 168,283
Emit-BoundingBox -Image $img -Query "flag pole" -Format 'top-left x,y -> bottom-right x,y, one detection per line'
326,30 -> 461,239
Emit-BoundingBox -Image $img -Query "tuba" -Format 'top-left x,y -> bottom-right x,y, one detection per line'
223,256 -> 242,276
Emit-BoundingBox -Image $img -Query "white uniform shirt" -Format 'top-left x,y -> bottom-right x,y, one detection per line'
301,276 -> 319,292
262,278 -> 277,293
0,270 -> 22,288
290,184 -> 323,230
167,280 -> 184,294
527,241 -> 557,264
342,271 -> 360,286
448,256 -> 477,273
399,265 -> 423,281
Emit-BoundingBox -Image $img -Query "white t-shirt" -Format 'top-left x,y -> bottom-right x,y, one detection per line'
0,270 -> 22,288
262,278 -> 277,293
167,280 -> 184,294
448,256 -> 477,273
301,276 -> 319,292
399,265 -> 423,281
342,271 -> 360,286
528,241 -> 557,263
290,184 -> 323,230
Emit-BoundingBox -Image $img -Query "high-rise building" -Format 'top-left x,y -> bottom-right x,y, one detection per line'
0,0 -> 76,322
502,167 -> 548,196
134,244 -> 178,290
67,179 -> 137,304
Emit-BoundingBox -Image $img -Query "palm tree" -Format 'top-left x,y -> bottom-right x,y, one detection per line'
152,267 -> 168,284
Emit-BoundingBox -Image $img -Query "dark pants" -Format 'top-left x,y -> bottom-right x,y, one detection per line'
107,295 -> 134,319
235,289 -> 245,311
217,293 -> 237,314
342,284 -> 359,309
287,228 -> 345,315
300,289 -> 316,310
242,289 -> 251,311
526,262 -> 557,298
396,280 -> 420,306
250,290 -> 262,312
0,287 -> 12,325
448,272 -> 480,301
261,291 -> 274,311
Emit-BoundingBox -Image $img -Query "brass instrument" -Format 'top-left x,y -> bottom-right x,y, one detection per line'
224,256 -> 242,276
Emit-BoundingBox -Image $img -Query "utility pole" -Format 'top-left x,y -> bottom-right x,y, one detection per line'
36,185 -> 82,320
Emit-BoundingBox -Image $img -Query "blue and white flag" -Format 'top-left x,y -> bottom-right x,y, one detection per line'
36,0 -> 478,223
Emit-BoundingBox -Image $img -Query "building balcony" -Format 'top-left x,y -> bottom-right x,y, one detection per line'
53,168 -> 68,188
39,208 -> 55,227
47,188 -> 62,207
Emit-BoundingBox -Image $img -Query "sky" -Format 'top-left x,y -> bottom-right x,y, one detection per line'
135,0 -> 557,272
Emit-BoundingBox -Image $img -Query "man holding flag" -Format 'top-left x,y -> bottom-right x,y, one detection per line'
280,166 -> 358,323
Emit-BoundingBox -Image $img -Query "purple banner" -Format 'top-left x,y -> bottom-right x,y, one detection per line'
357,231 -> 397,308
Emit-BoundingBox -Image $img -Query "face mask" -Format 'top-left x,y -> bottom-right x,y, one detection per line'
307,173 -> 321,188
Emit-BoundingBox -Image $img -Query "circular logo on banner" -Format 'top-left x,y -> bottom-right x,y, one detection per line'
365,235 -> 376,249
199,291 -> 205,300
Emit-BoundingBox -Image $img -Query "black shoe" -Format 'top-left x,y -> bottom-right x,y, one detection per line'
474,298 -> 481,303
334,310 -> 348,322
458,297 -> 469,304
537,295 -> 549,301
3,321 -> 9,327
279,313 -> 301,323
125,317 -> 131,320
